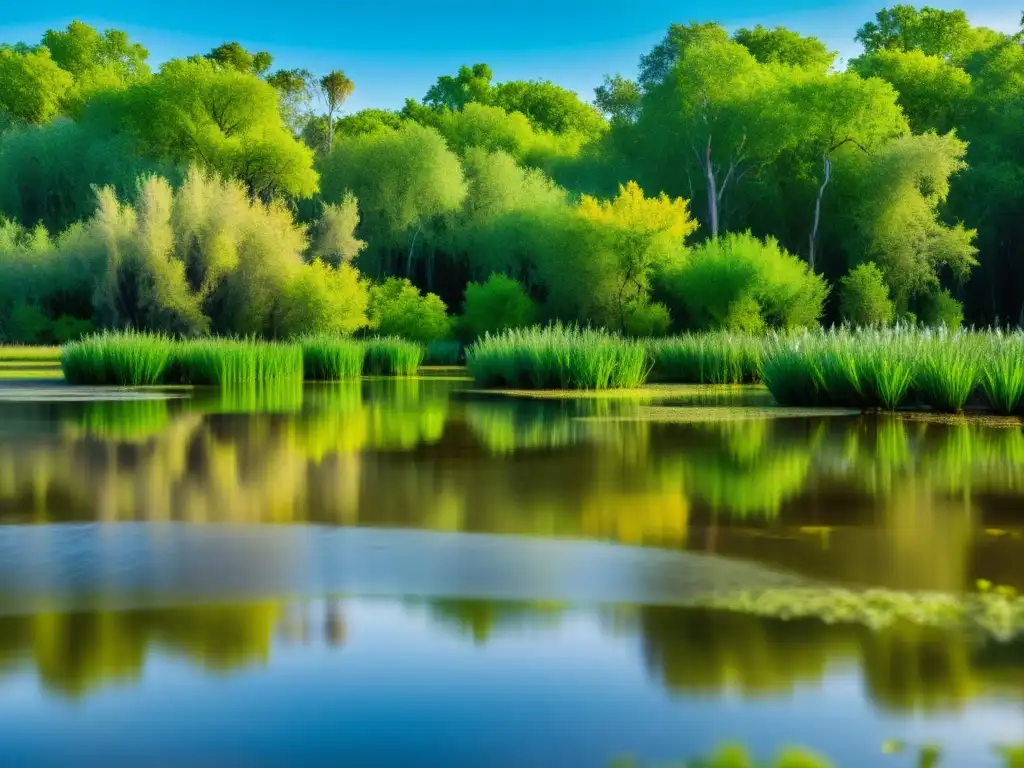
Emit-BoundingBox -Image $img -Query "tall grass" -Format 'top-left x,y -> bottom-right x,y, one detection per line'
982,332 -> 1024,415
466,325 -> 650,390
647,332 -> 762,384
300,336 -> 365,380
61,331 -> 174,385
168,338 -> 303,386
364,337 -> 425,376
912,328 -> 982,412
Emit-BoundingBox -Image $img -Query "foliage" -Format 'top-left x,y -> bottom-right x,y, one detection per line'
84,58 -> 318,199
460,274 -> 537,341
277,259 -> 371,338
622,300 -> 672,338
0,48 -> 74,124
368,277 -> 452,342
733,25 -> 837,71
61,330 -> 173,385
839,263 -> 895,326
658,233 -> 828,332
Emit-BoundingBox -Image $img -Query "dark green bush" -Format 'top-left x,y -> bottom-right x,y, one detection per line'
459,273 -> 536,341
839,262 -> 894,326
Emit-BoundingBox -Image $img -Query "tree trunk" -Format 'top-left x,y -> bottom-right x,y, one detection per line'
326,102 -> 336,153
406,225 -> 421,279
809,153 -> 832,273
703,135 -> 719,238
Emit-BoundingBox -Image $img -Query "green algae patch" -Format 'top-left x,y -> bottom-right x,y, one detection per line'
577,405 -> 860,424
689,585 -> 1024,642
889,410 -> 1024,428
456,384 -> 763,401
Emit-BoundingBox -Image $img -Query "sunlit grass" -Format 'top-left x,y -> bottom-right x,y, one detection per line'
61,330 -> 174,386
647,332 -> 762,384
300,336 -> 365,380
363,337 -> 425,376
167,338 -> 303,386
466,324 -> 650,390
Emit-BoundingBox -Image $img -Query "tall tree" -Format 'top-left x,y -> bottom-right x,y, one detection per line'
205,42 -> 273,75
733,25 -> 837,71
319,70 -> 355,153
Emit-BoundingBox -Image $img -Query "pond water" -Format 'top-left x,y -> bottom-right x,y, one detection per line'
1,376 -> 1023,766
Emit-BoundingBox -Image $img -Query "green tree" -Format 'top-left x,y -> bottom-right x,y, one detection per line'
319,123 -> 467,282
855,5 -> 972,59
266,68 -> 315,134
85,58 -> 318,200
489,79 -> 606,136
40,21 -> 150,114
319,70 -> 355,153
0,48 -> 74,124
204,42 -> 273,75
278,259 -> 370,337
733,25 -> 837,71
423,63 -> 493,111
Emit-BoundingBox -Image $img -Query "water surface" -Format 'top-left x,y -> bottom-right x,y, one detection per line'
1,378 -> 1023,765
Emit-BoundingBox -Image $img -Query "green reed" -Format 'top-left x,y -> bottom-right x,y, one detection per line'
647,332 -> 762,384
60,330 -> 174,386
168,338 -> 303,386
911,328 -> 984,413
364,337 -> 425,376
466,324 -> 650,390
423,340 -> 463,366
981,332 -> 1024,414
300,335 -> 365,380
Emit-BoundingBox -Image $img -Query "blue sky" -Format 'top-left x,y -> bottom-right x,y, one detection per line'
1,1 -> 1020,112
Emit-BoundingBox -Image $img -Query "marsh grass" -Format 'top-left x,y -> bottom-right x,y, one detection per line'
168,338 -> 303,386
61,331 -> 174,386
466,325 -> 650,390
982,333 -> 1024,415
912,329 -> 983,413
300,336 -> 365,380
364,337 -> 424,376
647,332 -> 762,384
423,340 -> 462,366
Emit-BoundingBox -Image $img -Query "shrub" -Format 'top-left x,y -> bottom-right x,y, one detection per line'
920,289 -> 964,329
369,277 -> 452,342
658,232 -> 827,332
622,299 -> 672,338
278,259 -> 370,338
459,274 -> 537,341
839,263 -> 894,326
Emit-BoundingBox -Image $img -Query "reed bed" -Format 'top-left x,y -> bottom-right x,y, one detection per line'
363,337 -> 425,376
647,332 -> 762,384
300,336 -> 365,380
168,338 -> 304,386
466,325 -> 650,390
61,331 -> 174,386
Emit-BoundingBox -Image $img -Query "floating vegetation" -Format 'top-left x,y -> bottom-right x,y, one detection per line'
689,582 -> 1024,642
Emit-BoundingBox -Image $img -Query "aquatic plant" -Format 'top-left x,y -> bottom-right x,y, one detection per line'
60,330 -> 174,386
168,338 -> 303,386
647,332 -> 761,384
981,333 -> 1024,414
363,337 -> 424,376
466,324 -> 651,390
300,335 -> 365,380
423,340 -> 463,366
912,329 -> 982,413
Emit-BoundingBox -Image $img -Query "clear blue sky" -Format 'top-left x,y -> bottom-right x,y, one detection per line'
1,1 -> 1019,112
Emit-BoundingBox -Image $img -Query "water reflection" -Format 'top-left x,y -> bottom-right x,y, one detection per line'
2,597 -> 1023,718
1,381 -> 1024,591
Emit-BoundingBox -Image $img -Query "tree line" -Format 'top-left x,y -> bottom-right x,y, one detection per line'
0,7 -> 1022,344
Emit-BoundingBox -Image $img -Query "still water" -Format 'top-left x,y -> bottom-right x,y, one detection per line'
1,377 -> 1023,765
